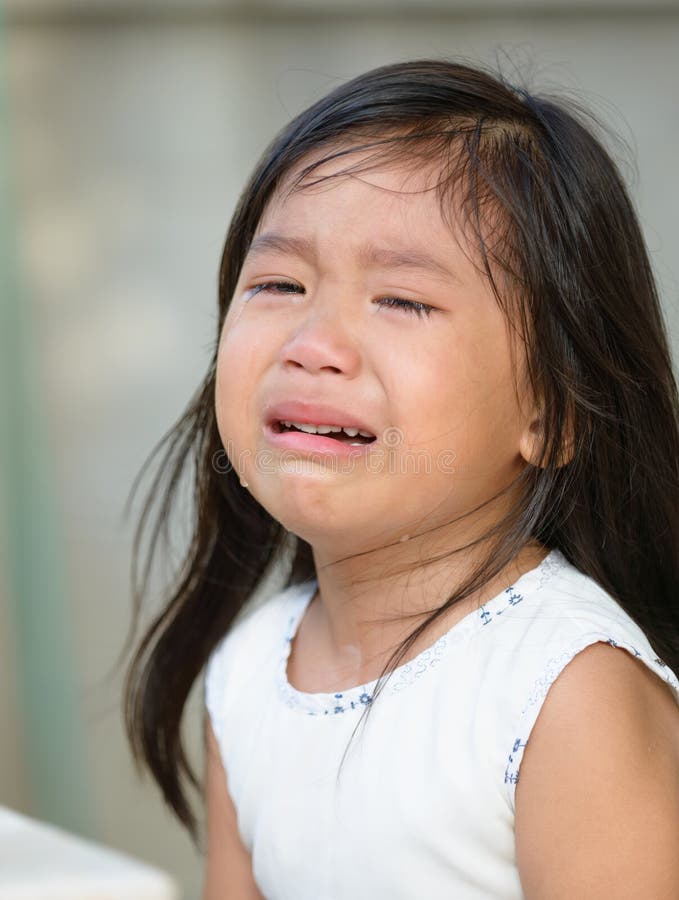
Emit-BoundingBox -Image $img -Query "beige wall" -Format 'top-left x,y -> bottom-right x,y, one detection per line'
3,5 -> 678,897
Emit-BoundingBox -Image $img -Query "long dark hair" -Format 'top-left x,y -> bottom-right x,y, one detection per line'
122,57 -> 679,846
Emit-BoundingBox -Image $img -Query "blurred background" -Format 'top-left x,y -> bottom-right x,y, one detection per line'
1,0 -> 678,897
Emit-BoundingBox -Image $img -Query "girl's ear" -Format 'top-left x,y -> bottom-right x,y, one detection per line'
518,408 -> 575,469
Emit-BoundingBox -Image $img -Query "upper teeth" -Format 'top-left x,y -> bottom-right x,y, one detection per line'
281,421 -> 374,438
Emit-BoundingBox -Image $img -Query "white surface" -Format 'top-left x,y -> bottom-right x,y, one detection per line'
0,806 -> 181,900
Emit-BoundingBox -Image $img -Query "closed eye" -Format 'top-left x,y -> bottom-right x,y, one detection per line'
246,281 -> 436,319
377,297 -> 435,318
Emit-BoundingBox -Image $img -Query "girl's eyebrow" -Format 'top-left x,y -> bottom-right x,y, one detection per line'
245,231 -> 462,284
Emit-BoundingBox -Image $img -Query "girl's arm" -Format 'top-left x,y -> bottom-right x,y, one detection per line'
202,715 -> 265,900
514,640 -> 679,898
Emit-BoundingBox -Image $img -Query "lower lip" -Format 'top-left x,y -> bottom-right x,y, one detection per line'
263,422 -> 376,458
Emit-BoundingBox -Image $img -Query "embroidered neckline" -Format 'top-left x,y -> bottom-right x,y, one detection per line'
277,548 -> 566,716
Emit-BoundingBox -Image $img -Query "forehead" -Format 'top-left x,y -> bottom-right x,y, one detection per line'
258,143 -> 472,261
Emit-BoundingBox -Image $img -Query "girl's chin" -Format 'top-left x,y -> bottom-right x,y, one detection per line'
272,512 -> 406,554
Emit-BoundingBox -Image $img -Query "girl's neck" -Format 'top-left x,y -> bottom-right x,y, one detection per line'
300,539 -> 549,689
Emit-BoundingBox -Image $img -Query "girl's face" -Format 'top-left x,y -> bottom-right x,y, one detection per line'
215,149 -> 535,559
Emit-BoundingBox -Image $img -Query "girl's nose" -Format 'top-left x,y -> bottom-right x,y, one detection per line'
277,296 -> 362,377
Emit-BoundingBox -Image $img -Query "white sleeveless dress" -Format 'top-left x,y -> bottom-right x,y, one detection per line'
204,548 -> 679,899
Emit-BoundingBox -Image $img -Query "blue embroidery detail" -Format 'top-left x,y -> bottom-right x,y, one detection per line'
506,586 -> 524,605
504,737 -> 527,784
480,587 -> 524,626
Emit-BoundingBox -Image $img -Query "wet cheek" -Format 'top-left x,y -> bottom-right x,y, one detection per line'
215,342 -> 252,452
215,321 -> 272,453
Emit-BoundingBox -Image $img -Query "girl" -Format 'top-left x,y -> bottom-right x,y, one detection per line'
123,59 -> 679,898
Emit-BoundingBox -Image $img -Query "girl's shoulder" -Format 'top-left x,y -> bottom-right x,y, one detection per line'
510,550 -> 670,656
494,552 -> 679,812
474,548 -> 667,675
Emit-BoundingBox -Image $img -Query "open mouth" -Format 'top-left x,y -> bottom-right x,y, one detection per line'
272,420 -> 377,445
